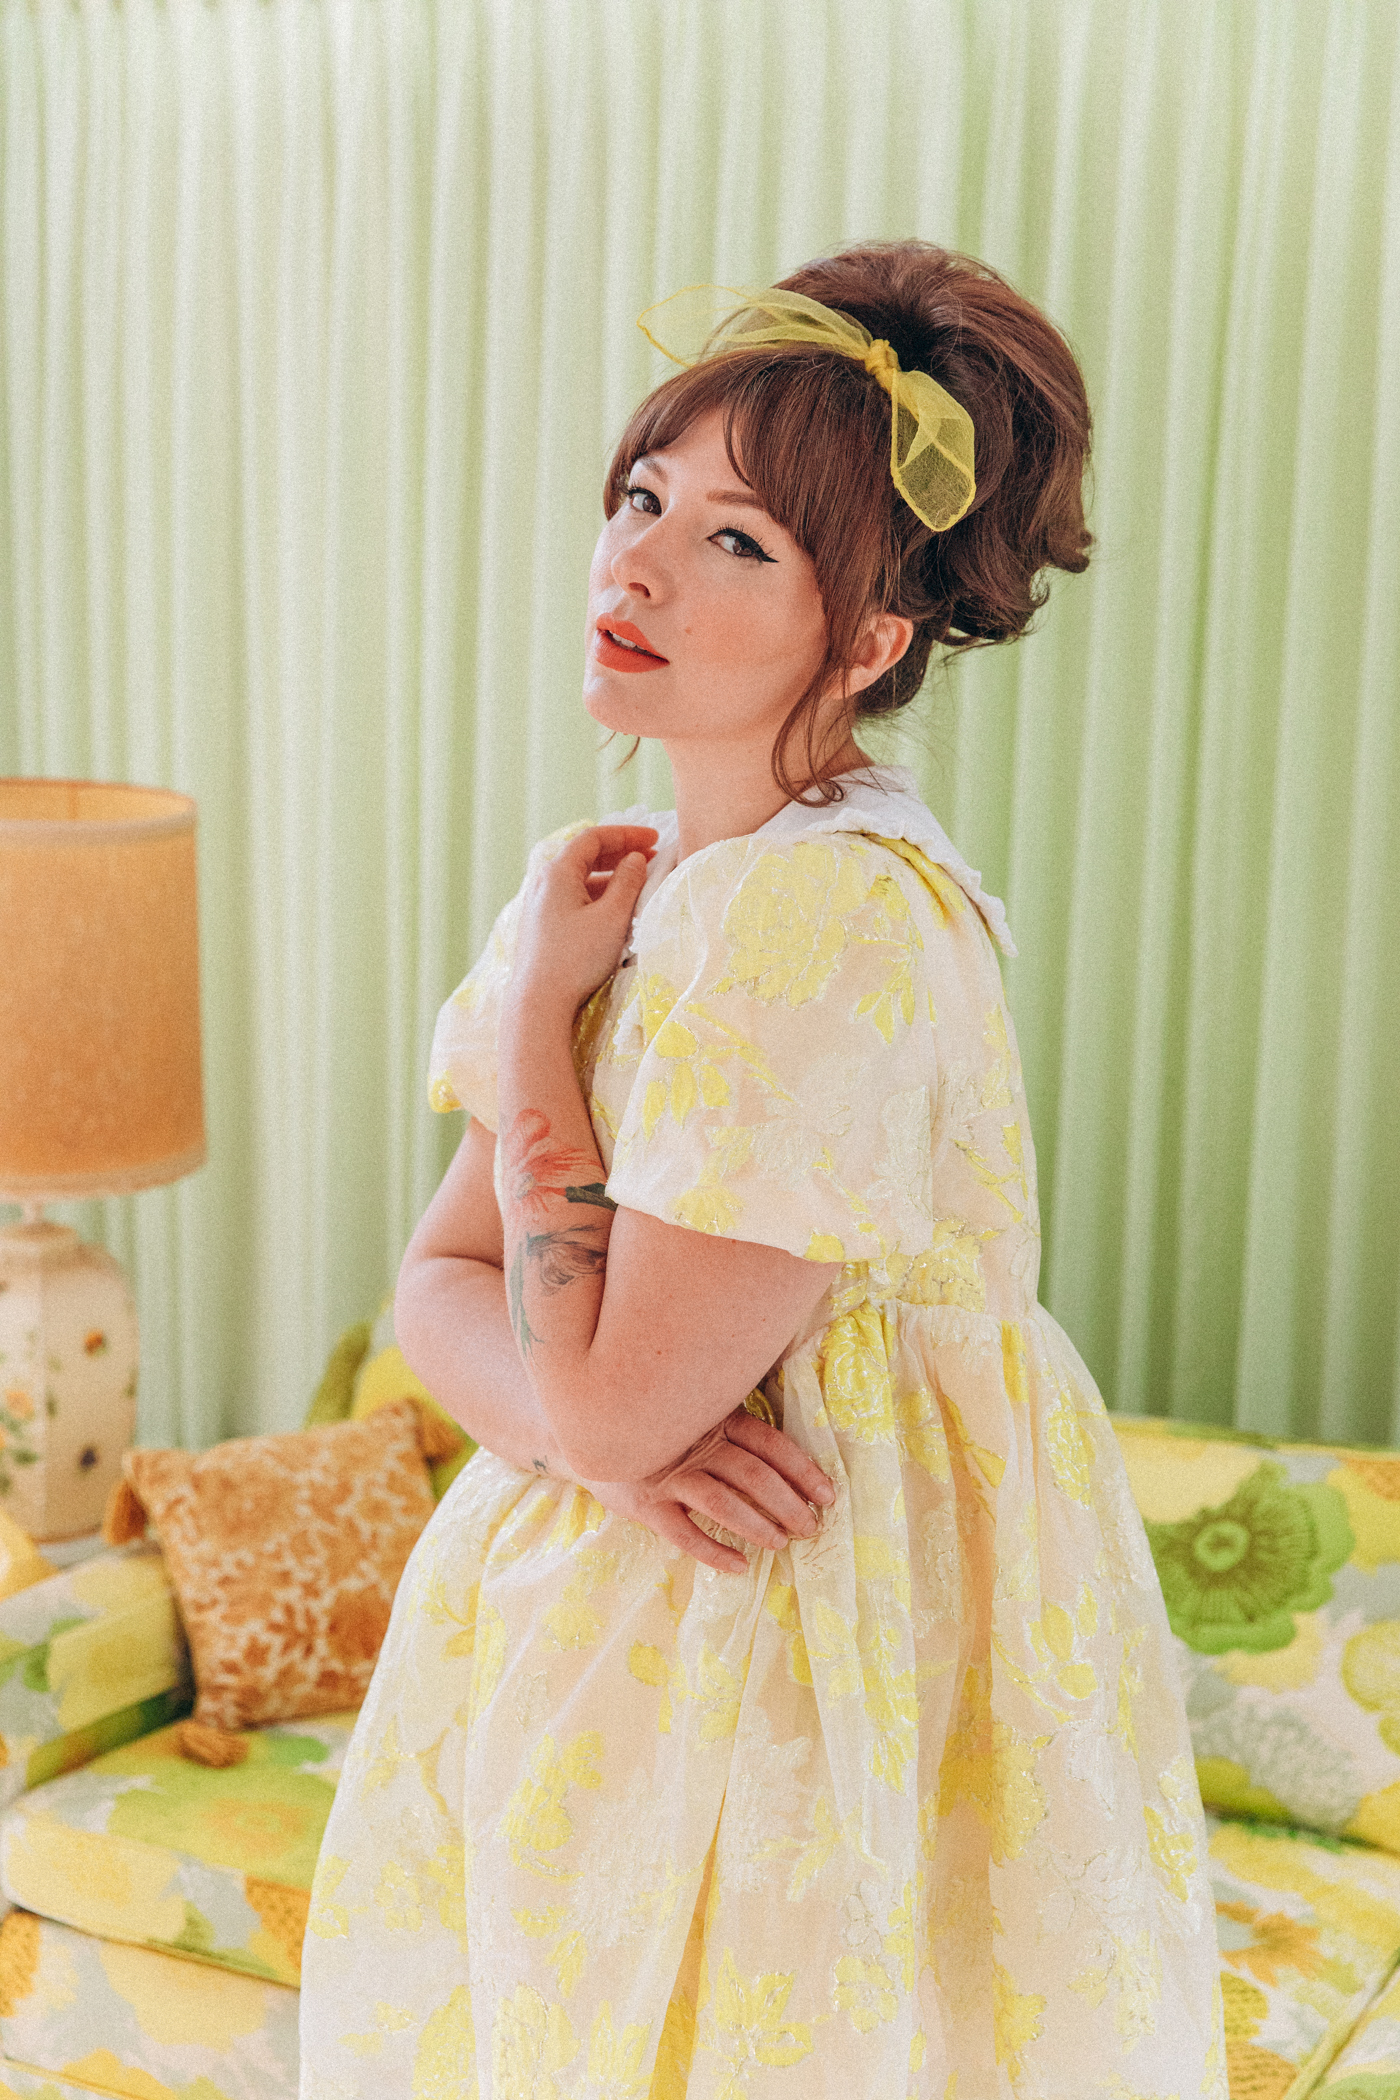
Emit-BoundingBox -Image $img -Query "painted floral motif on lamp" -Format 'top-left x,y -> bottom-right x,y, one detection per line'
0,1224 -> 138,1540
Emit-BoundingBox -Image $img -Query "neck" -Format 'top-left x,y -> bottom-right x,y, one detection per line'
665,731 -> 870,863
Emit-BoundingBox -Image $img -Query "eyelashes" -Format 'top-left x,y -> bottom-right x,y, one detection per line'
712,525 -> 778,565
621,484 -> 778,565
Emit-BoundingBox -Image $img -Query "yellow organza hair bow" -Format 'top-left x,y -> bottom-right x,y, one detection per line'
637,284 -> 976,534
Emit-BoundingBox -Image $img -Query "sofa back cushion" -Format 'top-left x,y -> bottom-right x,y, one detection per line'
1114,1416 -> 1400,1852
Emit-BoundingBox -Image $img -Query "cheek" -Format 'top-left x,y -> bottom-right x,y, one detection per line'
586,525 -> 616,600
694,580 -> 827,676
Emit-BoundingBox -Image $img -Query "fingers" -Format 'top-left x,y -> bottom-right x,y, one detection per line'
566,825 -> 659,874
698,1445 -> 821,1539
644,1500 -> 748,1575
670,1470 -> 795,1554
722,1413 -> 837,1510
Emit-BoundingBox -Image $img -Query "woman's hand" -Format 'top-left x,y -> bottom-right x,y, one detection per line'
584,1408 -> 836,1574
509,824 -> 659,1017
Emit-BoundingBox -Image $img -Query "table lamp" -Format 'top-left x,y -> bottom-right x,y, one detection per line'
0,780 -> 204,1539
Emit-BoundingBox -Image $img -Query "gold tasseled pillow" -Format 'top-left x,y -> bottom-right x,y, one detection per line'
102,1398 -> 456,1761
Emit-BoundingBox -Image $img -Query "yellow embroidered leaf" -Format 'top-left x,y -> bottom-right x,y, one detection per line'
491,1983 -> 578,2089
544,1492 -> 607,1554
1144,1803 -> 1196,1903
585,2002 -> 652,2096
501,1731 -> 601,1866
375,1857 -> 423,1931
639,974 -> 681,1045
628,1641 -> 677,1732
696,1642 -> 745,1740
818,1302 -> 896,1441
468,1604 -> 507,1726
642,1080 -> 669,1139
832,1953 -> 898,2033
807,1231 -> 846,1263
1001,1322 -> 1030,1406
1041,1604 -> 1075,1662
807,1600 -> 863,1701
307,1853 -> 352,1939
552,1928 -> 586,1997
673,1182 -> 743,1235
993,1963 -> 1044,2080
669,1061 -> 698,1125
763,1582 -> 813,1685
699,1059 -> 730,1107
883,1876 -> 920,1991
653,1017 -> 698,1059
854,1534 -> 912,1611
711,1949 -> 813,2069
891,1382 -> 951,1479
1046,1386 -> 1095,1506
413,1984 -> 477,2100
1057,1663 -> 1097,1698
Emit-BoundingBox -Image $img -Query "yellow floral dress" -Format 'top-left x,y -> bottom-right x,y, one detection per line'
300,766 -> 1226,2099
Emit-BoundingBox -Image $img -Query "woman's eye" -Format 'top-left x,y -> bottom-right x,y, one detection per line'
712,526 -> 777,564
623,484 -> 661,515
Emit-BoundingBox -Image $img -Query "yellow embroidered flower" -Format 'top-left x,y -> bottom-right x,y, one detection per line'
582,2001 -> 653,2098
832,1952 -> 898,2032
708,1948 -> 813,2094
502,1732 -> 602,1867
993,1962 -> 1044,2080
817,1302 -> 896,1442
492,1982 -> 578,2097
892,1221 -> 988,1311
375,1857 -> 423,1932
413,1984 -> 477,2099
716,842 -> 869,1006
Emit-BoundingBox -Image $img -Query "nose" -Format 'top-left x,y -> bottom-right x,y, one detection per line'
609,515 -> 670,601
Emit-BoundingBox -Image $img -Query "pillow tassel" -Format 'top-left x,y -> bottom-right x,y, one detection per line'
101,1475 -> 148,1546
411,1396 -> 468,1465
176,1719 -> 250,1767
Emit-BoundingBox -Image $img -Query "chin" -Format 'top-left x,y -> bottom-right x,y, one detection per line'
581,676 -> 653,735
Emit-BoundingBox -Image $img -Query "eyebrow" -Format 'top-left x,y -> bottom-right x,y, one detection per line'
632,455 -> 770,514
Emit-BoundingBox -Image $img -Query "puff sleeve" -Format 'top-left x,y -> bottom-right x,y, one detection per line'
605,834 -> 942,1264
426,819 -> 603,1126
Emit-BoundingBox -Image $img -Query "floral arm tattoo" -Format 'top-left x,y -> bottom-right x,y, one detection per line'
502,1107 -> 616,1362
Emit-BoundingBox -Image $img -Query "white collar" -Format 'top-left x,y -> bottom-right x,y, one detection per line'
609,764 -> 1015,958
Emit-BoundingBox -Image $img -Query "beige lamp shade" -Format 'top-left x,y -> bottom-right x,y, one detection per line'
0,779 -> 205,1199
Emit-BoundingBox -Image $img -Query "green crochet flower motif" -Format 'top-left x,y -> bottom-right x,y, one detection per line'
1146,1460 -> 1353,1655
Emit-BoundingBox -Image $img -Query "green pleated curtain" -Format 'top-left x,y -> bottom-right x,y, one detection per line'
1,0 -> 1397,1450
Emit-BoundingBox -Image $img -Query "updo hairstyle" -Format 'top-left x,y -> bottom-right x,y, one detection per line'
604,241 -> 1094,802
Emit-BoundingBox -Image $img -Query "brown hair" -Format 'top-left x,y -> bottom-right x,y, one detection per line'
605,241 -> 1094,802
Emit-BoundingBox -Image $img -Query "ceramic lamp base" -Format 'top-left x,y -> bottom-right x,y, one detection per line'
0,1221 -> 138,1539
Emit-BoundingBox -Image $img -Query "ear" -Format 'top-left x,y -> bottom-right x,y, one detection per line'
845,612 -> 914,698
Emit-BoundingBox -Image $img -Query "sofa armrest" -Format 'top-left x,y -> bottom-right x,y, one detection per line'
0,1540 -> 191,1810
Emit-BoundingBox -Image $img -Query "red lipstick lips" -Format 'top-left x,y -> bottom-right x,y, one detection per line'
594,616 -> 668,673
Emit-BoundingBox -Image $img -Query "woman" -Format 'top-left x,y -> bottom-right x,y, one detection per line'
300,242 -> 1226,2097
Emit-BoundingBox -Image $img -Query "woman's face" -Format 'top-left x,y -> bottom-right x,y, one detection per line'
583,410 -> 831,755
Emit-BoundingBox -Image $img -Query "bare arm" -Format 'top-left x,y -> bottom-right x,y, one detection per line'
487,825 -> 838,1482
398,1116 -> 836,1570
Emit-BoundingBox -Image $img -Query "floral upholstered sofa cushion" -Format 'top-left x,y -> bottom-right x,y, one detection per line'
0,1910 -> 299,2100
0,1543 -> 189,1818
0,1712 -> 354,1987
1116,1417 -> 1400,1851
1206,1812 -> 1400,2098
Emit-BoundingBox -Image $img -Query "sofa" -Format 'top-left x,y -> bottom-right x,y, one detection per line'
1,1345 -> 1400,2098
